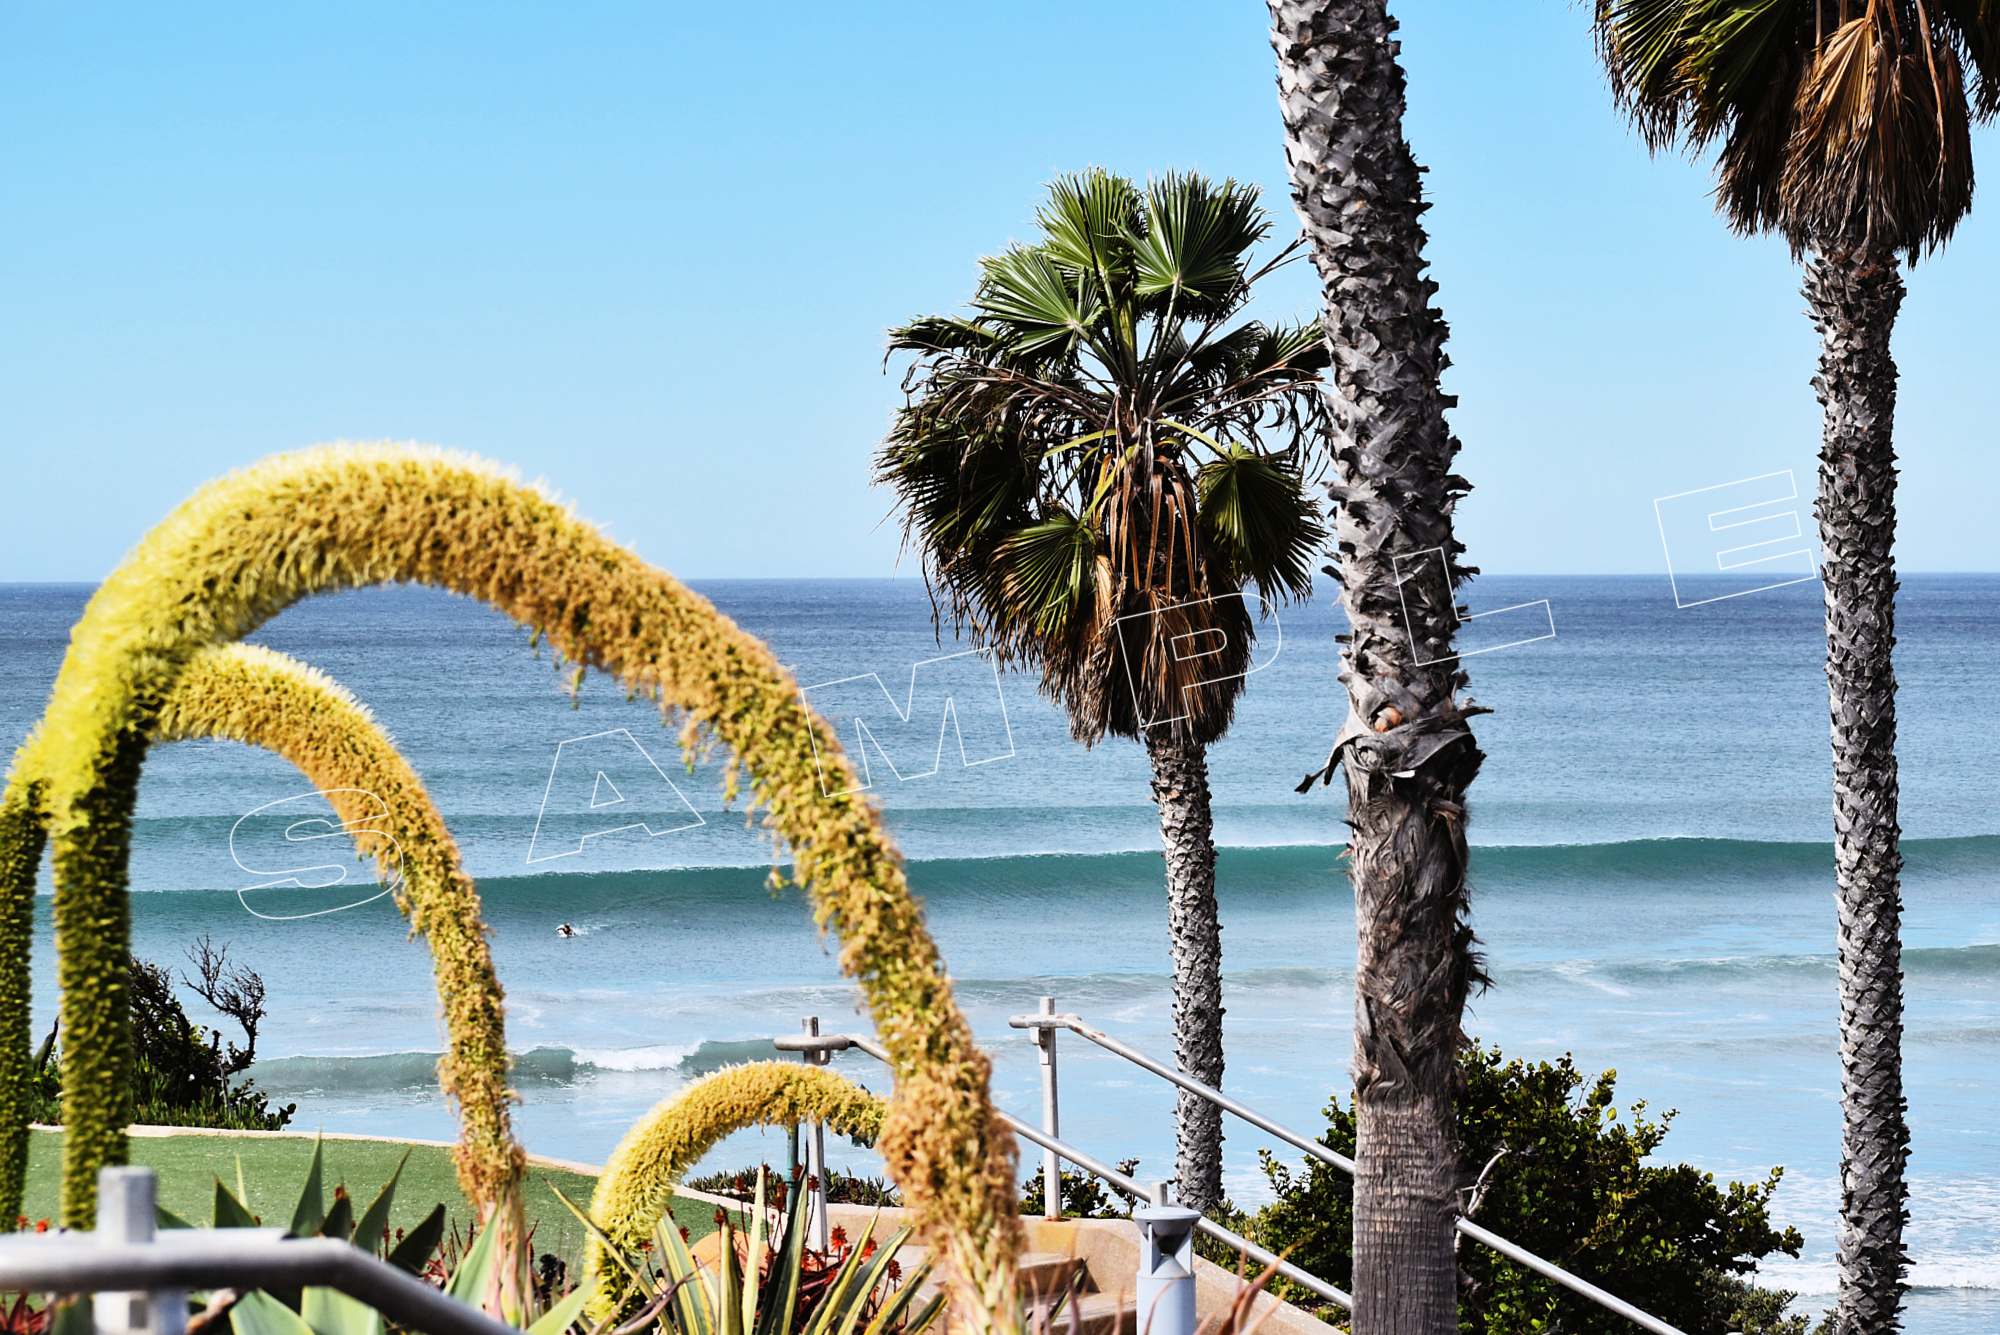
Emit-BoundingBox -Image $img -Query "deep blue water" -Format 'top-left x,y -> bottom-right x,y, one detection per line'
5,574 -> 1999,1329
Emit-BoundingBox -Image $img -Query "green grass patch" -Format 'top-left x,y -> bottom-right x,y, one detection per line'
23,1131 -> 732,1264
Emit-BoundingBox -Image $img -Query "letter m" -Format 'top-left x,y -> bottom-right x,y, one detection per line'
799,649 -> 1016,797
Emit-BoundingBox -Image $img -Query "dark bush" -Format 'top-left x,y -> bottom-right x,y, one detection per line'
686,1163 -> 902,1207
1253,1044 -> 1805,1334
31,951 -> 293,1131
1017,1164 -> 1134,1220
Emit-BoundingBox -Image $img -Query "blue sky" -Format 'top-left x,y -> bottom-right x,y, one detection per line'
4,1 -> 1996,581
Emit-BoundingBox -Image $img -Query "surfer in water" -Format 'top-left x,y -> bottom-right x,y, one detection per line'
556,923 -> 578,938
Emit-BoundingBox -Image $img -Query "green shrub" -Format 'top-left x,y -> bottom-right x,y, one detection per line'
30,954 -> 293,1132
686,1164 -> 902,1209
1016,1165 -> 1134,1220
1252,1044 -> 1805,1335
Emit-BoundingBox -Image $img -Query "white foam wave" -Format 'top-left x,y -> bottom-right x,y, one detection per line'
570,1044 -> 695,1072
1757,1256 -> 2000,1295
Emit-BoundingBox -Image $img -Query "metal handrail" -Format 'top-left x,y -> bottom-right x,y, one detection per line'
999,1104 -> 1351,1310
1004,1010 -> 1689,1335
0,1231 -> 519,1335
771,1030 -> 1351,1310
771,1012 -> 1690,1335
1008,1013 -> 1355,1172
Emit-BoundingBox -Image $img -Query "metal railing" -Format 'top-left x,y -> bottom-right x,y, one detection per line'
772,1005 -> 1691,1335
1005,1008 -> 1688,1335
775,1025 -> 1348,1311
0,1167 -> 517,1335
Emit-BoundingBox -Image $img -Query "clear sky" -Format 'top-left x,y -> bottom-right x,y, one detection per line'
4,1 -> 1996,582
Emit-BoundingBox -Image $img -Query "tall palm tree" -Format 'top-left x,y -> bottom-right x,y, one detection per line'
1593,5 -> 2000,1332
1268,4 -> 1490,1331
876,169 -> 1329,1216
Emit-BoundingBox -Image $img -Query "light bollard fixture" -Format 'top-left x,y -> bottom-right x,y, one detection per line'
800,1016 -> 830,1253
1132,1185 -> 1197,1335
95,1167 -> 184,1335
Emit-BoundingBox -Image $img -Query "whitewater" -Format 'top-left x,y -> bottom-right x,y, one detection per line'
4,574 -> 1997,1333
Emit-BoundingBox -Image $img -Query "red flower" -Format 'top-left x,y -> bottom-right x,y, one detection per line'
829,1225 -> 848,1249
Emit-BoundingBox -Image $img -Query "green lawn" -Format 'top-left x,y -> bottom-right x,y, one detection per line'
24,1131 -> 732,1265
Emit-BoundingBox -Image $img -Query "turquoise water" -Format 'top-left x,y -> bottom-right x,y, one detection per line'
5,575 -> 1999,1330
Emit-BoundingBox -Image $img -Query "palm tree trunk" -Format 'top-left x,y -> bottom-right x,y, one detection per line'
1805,240 -> 1909,1335
1146,731 -> 1224,1217
1269,4 -> 1486,1331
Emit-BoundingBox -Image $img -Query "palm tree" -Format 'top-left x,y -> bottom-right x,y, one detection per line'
876,169 -> 1329,1216
1593,5 -> 2000,1331
1267,3 -> 1490,1330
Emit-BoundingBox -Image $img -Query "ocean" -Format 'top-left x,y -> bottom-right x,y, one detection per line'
3,574 -> 1997,1333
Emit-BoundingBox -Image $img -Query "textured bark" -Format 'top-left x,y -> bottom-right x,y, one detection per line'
1269,3 -> 1485,1331
1147,732 -> 1225,1216
1806,241 -> 1909,1335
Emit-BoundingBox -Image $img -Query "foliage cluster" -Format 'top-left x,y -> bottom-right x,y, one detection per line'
879,169 -> 1328,750
1594,0 -> 2000,259
689,1165 -> 903,1210
1015,1164 -> 1134,1221
29,954 -> 292,1133
1248,1045 -> 1807,1335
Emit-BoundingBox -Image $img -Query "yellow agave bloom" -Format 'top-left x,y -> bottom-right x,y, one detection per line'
153,641 -> 536,1316
152,643 -> 525,1213
582,1062 -> 885,1321
0,444 -> 1018,1328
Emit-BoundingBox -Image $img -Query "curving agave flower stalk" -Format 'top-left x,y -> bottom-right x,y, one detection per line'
581,1062 -> 886,1320
151,641 -> 533,1312
0,780 -> 44,1222
0,444 -> 1018,1331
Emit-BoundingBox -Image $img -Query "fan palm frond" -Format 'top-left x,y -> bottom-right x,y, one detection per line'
876,169 -> 1326,745
1198,447 -> 1327,604
1132,172 -> 1269,317
1596,0 -> 2000,255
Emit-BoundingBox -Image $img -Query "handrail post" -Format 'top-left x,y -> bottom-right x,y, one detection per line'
801,1015 -> 829,1253
94,1166 -> 184,1335
1035,996 -> 1060,1218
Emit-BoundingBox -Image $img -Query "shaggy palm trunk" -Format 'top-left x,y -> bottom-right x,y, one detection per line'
1146,733 -> 1224,1216
1270,3 -> 1485,1331
1806,241 -> 1909,1335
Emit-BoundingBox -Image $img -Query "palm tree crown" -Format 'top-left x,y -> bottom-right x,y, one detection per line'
878,169 -> 1328,745
1596,0 -> 2000,255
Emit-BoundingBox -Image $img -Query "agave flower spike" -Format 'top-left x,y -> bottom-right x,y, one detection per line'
0,444 -> 1018,1332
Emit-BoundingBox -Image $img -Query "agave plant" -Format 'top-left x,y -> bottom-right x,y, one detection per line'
154,1137 -> 582,1335
0,445 -> 1016,1335
572,1168 -> 942,1335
